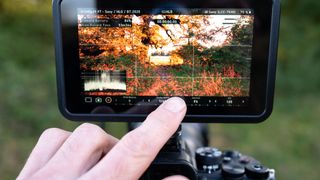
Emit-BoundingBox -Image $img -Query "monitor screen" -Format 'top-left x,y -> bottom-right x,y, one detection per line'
77,8 -> 254,107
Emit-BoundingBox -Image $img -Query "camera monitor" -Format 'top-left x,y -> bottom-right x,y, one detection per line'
53,0 -> 280,122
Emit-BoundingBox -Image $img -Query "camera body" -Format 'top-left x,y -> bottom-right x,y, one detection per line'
144,147 -> 276,180
53,0 -> 280,123
139,124 -> 275,180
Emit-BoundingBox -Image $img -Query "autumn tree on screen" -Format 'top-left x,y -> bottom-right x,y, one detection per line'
79,14 -> 254,96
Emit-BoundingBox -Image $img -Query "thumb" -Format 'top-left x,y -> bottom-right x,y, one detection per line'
163,175 -> 189,180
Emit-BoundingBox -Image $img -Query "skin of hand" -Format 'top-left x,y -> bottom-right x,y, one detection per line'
17,97 -> 188,180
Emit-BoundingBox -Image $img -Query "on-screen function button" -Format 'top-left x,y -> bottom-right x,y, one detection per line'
95,97 -> 103,103
105,97 -> 113,104
85,97 -> 93,103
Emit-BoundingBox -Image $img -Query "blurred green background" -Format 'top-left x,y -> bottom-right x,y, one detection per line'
0,0 -> 319,179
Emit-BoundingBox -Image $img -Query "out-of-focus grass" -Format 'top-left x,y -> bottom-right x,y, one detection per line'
0,1 -> 125,177
0,0 -> 320,179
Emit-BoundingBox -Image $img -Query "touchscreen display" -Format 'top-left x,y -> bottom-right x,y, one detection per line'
77,8 -> 254,107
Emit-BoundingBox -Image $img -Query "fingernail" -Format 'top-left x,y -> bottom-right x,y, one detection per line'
163,97 -> 186,113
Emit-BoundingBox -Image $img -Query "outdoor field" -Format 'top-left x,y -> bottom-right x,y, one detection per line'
0,0 -> 320,179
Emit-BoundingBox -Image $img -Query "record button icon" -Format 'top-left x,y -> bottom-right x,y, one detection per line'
105,97 -> 113,104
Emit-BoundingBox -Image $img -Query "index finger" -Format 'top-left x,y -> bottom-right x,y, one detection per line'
81,97 -> 187,180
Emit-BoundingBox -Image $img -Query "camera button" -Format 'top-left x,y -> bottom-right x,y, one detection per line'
105,97 -> 113,104
245,163 -> 269,179
222,164 -> 245,179
84,97 -> 93,103
95,97 -> 103,103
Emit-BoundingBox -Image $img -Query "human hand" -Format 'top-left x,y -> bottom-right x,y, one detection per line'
17,97 -> 188,180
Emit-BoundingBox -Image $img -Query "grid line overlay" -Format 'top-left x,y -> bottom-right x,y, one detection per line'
78,12 -> 253,96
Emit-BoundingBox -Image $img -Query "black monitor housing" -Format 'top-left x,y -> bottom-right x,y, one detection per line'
53,0 -> 280,123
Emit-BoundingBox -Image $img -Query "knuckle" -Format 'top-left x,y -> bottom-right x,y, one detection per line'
73,123 -> 108,147
77,123 -> 101,134
120,130 -> 154,158
63,137 -> 81,155
40,128 -> 66,140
